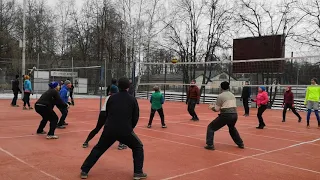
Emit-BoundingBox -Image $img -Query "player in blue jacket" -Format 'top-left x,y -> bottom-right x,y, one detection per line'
57,80 -> 72,128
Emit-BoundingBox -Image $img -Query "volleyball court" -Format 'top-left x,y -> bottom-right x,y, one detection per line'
1,93 -> 320,180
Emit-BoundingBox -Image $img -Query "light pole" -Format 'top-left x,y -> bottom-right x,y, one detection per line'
22,0 -> 26,76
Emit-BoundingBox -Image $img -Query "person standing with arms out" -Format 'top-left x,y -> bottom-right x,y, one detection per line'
35,82 -> 69,139
23,75 -> 33,110
57,80 -> 72,129
241,81 -> 251,116
147,86 -> 167,128
251,86 -> 269,129
80,77 -> 146,180
11,75 -> 22,107
304,78 -> 320,128
82,94 -> 111,148
282,86 -> 302,123
186,80 -> 200,121
205,81 -> 244,150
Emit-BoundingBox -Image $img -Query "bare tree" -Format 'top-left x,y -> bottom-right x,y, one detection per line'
294,0 -> 320,48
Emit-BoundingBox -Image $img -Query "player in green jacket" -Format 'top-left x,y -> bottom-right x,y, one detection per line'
147,86 -> 167,128
305,78 -> 320,128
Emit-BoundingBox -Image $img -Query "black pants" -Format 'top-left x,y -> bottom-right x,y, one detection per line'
81,130 -> 144,174
57,108 -> 68,126
23,92 -> 31,107
35,104 -> 59,135
70,91 -> 74,105
206,113 -> 243,146
242,98 -> 249,115
257,105 -> 267,127
84,111 -> 107,143
148,108 -> 165,126
283,103 -> 301,121
188,99 -> 198,119
11,91 -> 18,106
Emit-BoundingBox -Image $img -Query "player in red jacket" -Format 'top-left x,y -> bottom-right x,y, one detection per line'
251,86 -> 269,129
282,86 -> 302,123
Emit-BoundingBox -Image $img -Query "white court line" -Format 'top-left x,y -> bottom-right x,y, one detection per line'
138,134 -> 243,158
177,122 -> 320,144
0,120 -> 188,139
137,126 -> 266,152
160,137 -> 320,180
0,147 -> 61,180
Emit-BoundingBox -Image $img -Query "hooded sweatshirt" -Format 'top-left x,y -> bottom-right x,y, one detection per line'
283,87 -> 294,105
254,86 -> 269,106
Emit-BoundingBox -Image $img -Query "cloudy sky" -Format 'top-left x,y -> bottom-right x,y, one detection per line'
15,0 -> 319,58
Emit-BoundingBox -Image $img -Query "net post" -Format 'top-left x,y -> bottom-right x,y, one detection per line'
36,53 -> 39,99
99,66 -> 104,111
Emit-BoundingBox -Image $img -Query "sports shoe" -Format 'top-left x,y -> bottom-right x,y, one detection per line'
133,173 -> 147,180
80,171 -> 88,179
118,144 -> 127,150
238,144 -> 245,149
46,135 -> 59,139
204,145 -> 215,150
37,131 -> 46,135
82,142 -> 88,148
162,125 -> 167,128
147,125 -> 151,128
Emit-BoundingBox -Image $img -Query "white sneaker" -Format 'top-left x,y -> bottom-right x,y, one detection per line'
46,135 -> 59,139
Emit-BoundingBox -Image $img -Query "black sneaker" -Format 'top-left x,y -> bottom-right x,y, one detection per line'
56,125 -> 66,129
282,120 -> 285,122
204,145 -> 215,150
298,118 -> 302,123
133,173 -> 147,180
80,171 -> 88,179
82,142 -> 88,148
37,131 -> 46,135
238,144 -> 245,149
147,125 -> 151,128
162,125 -> 167,128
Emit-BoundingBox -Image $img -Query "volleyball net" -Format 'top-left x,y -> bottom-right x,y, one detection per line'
136,55 -> 320,110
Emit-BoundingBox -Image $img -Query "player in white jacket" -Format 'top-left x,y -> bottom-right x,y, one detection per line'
82,96 -> 110,148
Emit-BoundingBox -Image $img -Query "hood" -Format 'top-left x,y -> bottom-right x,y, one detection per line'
259,86 -> 266,91
286,86 -> 292,92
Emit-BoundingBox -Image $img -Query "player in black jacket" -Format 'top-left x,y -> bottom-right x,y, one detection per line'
80,77 -> 146,180
11,75 -> 22,107
241,81 -> 251,116
35,82 -> 69,139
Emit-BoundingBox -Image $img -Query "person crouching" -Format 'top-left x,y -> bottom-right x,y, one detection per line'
57,80 -> 72,129
35,82 -> 69,139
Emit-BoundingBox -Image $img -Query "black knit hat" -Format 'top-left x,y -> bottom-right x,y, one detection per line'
220,81 -> 230,90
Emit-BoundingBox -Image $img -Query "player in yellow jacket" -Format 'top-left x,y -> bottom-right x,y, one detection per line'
304,78 -> 320,128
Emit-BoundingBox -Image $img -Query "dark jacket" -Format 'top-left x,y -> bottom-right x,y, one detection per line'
283,90 -> 294,105
128,83 -> 134,96
187,86 -> 200,101
12,79 -> 21,93
241,86 -> 251,99
69,84 -> 74,93
35,89 -> 67,110
104,90 -> 139,135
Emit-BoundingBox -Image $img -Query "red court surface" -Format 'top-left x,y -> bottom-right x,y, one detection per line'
1,98 -> 320,180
